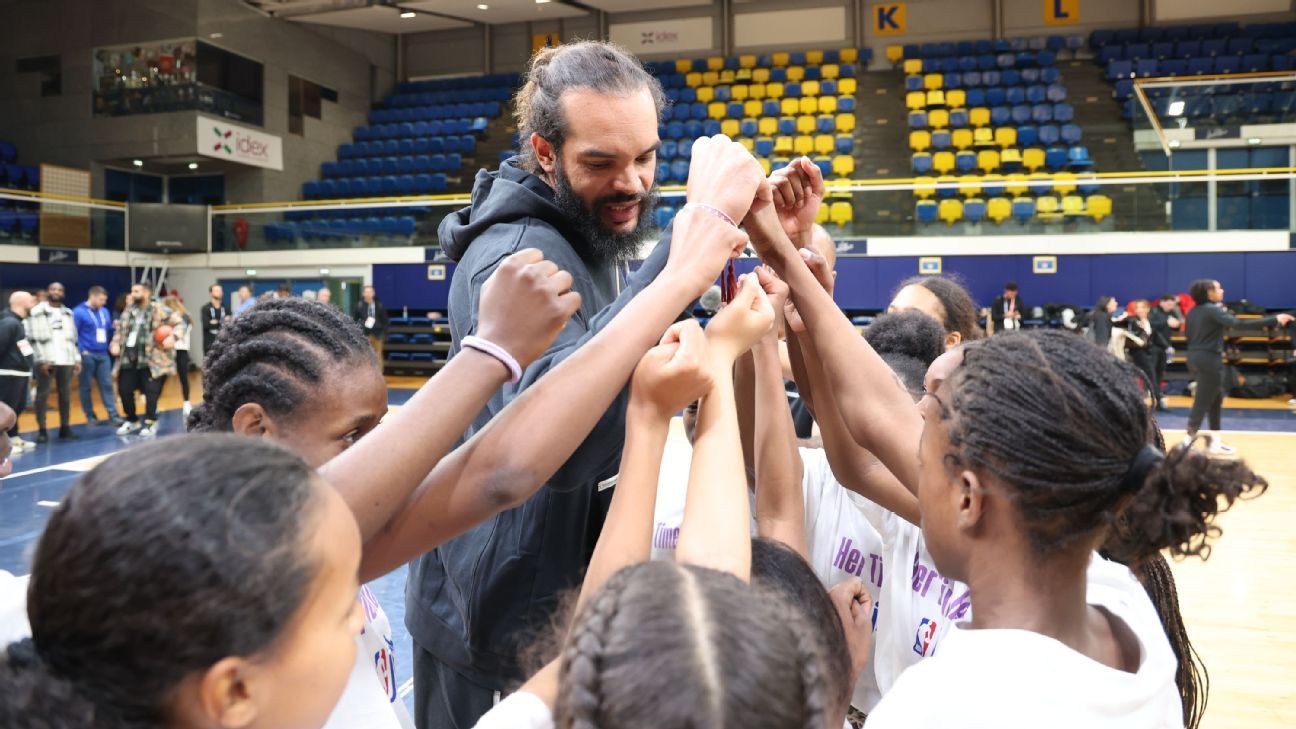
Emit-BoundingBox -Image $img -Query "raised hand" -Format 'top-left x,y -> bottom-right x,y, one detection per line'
630,320 -> 714,422
828,578 -> 874,682
475,248 -> 583,368
1277,313 -> 1295,327
705,272 -> 775,365
663,205 -> 750,300
686,134 -> 772,224
754,265 -> 789,333
768,157 -> 826,246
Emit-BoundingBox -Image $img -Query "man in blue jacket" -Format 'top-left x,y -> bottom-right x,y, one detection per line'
408,41 -> 766,728
72,286 -> 121,425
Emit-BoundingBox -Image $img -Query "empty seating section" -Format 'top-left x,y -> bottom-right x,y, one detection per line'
1091,22 -> 1296,123
0,141 -> 41,242
648,48 -> 870,228
899,37 -> 1108,225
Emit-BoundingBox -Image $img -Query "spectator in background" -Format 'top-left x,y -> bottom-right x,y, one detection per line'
110,282 -> 183,438
0,401 -> 12,478
73,286 -> 121,425
991,282 -> 1025,333
317,287 -> 333,306
234,284 -> 255,315
25,282 -> 80,442
302,289 -> 317,301
1088,295 -> 1127,348
276,284 -> 293,299
353,285 -> 388,361
1148,294 -> 1182,411
199,284 -> 228,359
0,292 -> 34,454
162,296 -> 194,420
33,290 -> 46,306
1124,299 -> 1170,411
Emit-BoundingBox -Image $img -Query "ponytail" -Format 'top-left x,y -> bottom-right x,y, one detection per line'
0,638 -> 104,729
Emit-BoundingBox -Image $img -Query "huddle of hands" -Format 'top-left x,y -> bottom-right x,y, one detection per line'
470,135 -> 831,404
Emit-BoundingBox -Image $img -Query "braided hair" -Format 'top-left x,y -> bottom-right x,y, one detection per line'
894,275 -> 984,343
188,298 -> 375,433
554,561 -> 833,729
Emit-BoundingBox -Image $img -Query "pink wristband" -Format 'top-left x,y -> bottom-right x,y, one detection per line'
462,335 -> 522,384
683,202 -> 739,228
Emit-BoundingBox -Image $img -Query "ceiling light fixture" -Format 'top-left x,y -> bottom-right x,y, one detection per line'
477,3 -> 489,9
1247,137 -> 1262,145
536,0 -> 551,3
1168,139 -> 1181,149
400,11 -> 416,18
132,159 -> 143,167
1166,100 -> 1184,117
188,162 -> 199,170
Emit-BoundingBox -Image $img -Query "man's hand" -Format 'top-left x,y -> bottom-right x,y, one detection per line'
109,342 -> 120,357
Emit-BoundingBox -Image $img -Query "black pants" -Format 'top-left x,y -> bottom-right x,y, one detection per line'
1151,346 -> 1168,397
1186,351 -> 1224,435
1127,348 -> 1160,405
412,645 -> 497,729
175,350 -> 191,400
34,364 -> 74,432
118,366 -> 165,423
0,375 -> 28,438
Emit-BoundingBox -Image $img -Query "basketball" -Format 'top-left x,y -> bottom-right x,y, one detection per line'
154,324 -> 173,347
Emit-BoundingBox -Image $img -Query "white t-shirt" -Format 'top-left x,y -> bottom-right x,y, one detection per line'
799,448 -> 885,712
472,691 -> 554,729
0,571 -> 30,648
868,556 -> 1182,729
321,586 -> 415,729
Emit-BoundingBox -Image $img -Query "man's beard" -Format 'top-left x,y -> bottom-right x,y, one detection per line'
552,162 -> 657,266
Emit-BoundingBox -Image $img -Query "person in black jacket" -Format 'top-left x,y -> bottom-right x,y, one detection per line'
1184,278 -> 1293,453
409,41 -> 770,729
1124,299 -> 1172,411
0,292 -> 34,452
1147,294 -> 1182,408
198,283 -> 229,361
353,285 -> 389,362
990,282 -> 1025,334
1088,295 -> 1128,347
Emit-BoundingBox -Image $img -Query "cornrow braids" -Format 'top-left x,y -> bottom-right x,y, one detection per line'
787,608 -> 831,729
557,570 -> 625,729
942,330 -> 1265,562
188,298 -> 374,432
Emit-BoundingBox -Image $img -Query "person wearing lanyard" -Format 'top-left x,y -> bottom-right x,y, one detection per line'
990,282 -> 1024,334
73,286 -> 122,426
353,285 -> 388,362
199,283 -> 229,362
110,282 -> 183,438
25,282 -> 81,443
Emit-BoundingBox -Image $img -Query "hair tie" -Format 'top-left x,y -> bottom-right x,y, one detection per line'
1120,445 -> 1164,494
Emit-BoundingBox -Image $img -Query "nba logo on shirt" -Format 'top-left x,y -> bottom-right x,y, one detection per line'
376,637 -> 397,702
912,617 -> 938,657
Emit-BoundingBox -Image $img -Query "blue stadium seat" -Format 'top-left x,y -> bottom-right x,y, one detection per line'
1017,125 -> 1039,146
909,111 -> 928,129
1106,60 -> 1133,80
1045,146 -> 1068,170
932,130 -> 952,150
991,106 -> 1011,125
916,200 -> 939,224
949,109 -> 968,127
1067,146 -> 1093,169
912,153 -> 934,174
1060,123 -> 1082,145
1014,105 -> 1034,124
955,150 -> 976,172
1012,198 -> 1036,223
1053,103 -> 1074,122
1038,124 -> 1060,145
964,198 -> 987,223
838,96 -> 857,112
966,88 -> 986,107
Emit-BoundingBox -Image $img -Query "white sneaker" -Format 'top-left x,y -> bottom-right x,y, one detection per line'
116,421 -> 142,436
9,437 -> 29,453
1288,398 -> 1296,406
139,424 -> 157,437
182,401 -> 192,420
1207,434 -> 1236,456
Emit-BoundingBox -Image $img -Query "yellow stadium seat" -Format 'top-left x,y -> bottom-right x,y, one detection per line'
815,134 -> 835,155
1037,195 -> 1061,221
938,198 -> 964,225
807,50 -> 825,65
924,73 -> 943,91
830,200 -> 853,225
1000,148 -> 1023,168
841,47 -> 860,63
951,128 -> 974,150
978,149 -> 1001,173
995,127 -> 1017,149
816,200 -> 830,224
835,113 -> 856,133
732,85 -> 749,101
1022,148 -> 1046,172
969,107 -> 990,128
914,176 -> 937,198
774,136 -> 794,154
686,72 -> 703,88
832,155 -> 855,177
788,66 -> 806,82
885,45 -> 903,64
946,90 -> 966,109
933,151 -> 955,174
744,100 -> 762,117
696,86 -> 715,103
758,157 -> 772,175
799,97 -> 818,115
906,91 -> 927,110
708,102 -> 727,120
1087,194 -> 1113,222
1005,174 -> 1028,196
838,78 -> 857,95
766,82 -> 784,99
737,137 -> 754,152
961,175 -> 982,198
675,59 -> 692,74
987,197 -> 1013,224
722,119 -> 741,137
707,56 -> 724,71
703,71 -> 719,86
909,130 -> 932,152
758,118 -> 778,136
781,98 -> 801,116
802,80 -> 821,97
928,109 -> 950,129
903,59 -> 923,75
753,68 -> 771,84
736,69 -> 752,82
794,136 -> 815,155
1062,194 -> 1085,215
822,63 -> 840,80
926,89 -> 945,107
773,52 -> 790,67
797,115 -> 817,134
739,54 -> 757,69
720,70 -> 736,84
818,96 -> 838,114
1028,172 -> 1052,192
973,127 -> 994,147
749,85 -> 766,101
1053,173 -> 1077,195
